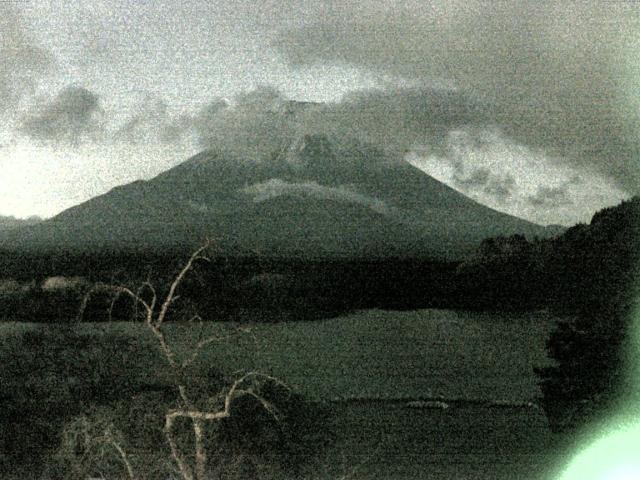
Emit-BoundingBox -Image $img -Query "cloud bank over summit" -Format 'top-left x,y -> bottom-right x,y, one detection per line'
190,86 -> 485,162
275,0 -> 640,194
0,1 -> 635,225
2,81 -> 628,225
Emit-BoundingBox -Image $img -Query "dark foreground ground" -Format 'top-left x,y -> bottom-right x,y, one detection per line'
0,311 -> 570,479
322,400 -> 567,480
5,401 -> 568,480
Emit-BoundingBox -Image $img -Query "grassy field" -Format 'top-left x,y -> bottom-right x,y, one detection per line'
56,308 -> 555,403
322,401 -> 564,480
180,309 -> 564,479
1,309 -> 564,479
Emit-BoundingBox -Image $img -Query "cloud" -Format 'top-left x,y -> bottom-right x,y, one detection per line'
21,90 -> 198,147
527,186 -> 573,208
191,84 -> 487,168
242,178 -> 397,216
11,81 -> 488,169
304,87 -> 487,159
19,86 -> 103,145
408,127 -> 626,225
275,1 -> 640,193
193,86 -> 294,161
0,3 -> 55,112
454,167 -> 515,201
113,95 -> 192,145
431,128 -> 518,201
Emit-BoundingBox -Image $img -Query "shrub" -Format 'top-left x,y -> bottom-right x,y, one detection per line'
0,325 -> 163,473
50,373 -> 334,480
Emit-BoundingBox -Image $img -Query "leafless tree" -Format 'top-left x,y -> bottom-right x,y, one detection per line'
57,407 -> 136,480
78,240 -> 287,480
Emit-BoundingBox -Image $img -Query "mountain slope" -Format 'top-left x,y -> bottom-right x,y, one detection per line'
0,216 -> 41,232
0,135 -> 559,258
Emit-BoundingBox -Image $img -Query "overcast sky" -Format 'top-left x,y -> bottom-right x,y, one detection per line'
0,0 -> 638,225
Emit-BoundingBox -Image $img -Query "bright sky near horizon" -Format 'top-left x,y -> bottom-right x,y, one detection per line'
1,0 -> 638,225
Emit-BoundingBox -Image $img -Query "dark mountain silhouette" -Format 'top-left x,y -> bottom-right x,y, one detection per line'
0,134 -> 560,257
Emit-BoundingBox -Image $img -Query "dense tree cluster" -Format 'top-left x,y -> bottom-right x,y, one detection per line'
457,197 -> 640,431
537,197 -> 639,431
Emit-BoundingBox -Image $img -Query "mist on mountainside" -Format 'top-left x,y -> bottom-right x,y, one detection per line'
0,122 -> 560,257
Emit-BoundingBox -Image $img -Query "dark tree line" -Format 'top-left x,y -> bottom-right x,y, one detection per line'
538,197 -> 640,432
0,252 -> 459,323
455,197 -> 640,432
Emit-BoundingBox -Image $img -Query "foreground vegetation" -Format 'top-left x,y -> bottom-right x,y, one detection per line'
1,246 -> 335,479
0,308 -> 555,478
0,197 -> 637,477
452,197 -> 639,432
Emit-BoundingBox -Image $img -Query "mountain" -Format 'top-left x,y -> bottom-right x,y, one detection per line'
0,216 -> 41,232
0,134 -> 561,258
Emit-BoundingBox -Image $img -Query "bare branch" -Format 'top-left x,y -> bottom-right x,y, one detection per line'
164,415 -> 195,480
181,336 -> 221,369
166,372 -> 289,423
234,389 -> 282,424
61,416 -> 137,480
177,385 -> 193,408
107,290 -> 123,323
181,326 -> 247,369
156,240 -> 213,328
147,322 -> 180,371
193,418 -> 207,480
104,430 -> 136,480
78,282 -> 152,323
166,408 -> 229,422
160,369 -> 288,479
137,280 -> 157,315
76,241 -> 292,480
231,371 -> 290,393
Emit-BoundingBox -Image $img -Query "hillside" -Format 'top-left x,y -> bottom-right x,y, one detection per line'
0,135 -> 558,258
0,216 -> 40,232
